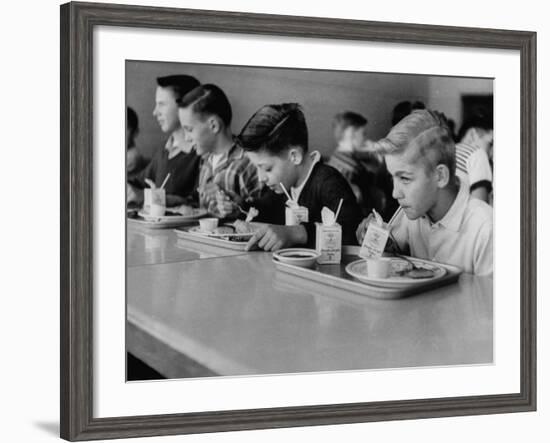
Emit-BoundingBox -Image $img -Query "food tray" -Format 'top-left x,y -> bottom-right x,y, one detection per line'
273,246 -> 461,300
127,208 -> 208,229
174,224 -> 258,251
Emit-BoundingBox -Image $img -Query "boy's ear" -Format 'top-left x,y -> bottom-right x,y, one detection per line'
208,116 -> 221,134
288,147 -> 304,165
434,164 -> 451,188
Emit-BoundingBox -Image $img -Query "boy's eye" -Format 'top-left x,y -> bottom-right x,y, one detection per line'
400,176 -> 411,184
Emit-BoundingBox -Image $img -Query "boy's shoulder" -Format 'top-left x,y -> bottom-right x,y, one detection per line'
312,161 -> 348,183
464,196 -> 493,226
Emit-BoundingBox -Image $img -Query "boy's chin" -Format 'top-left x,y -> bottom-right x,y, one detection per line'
402,207 -> 421,220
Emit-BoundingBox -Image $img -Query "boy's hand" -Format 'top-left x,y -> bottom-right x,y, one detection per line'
215,190 -> 240,218
355,214 -> 374,244
245,224 -> 307,252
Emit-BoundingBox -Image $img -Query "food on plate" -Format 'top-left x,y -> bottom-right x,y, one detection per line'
213,226 -> 235,235
390,258 -> 436,279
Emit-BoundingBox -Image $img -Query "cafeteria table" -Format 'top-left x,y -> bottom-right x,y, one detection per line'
126,223 -> 493,379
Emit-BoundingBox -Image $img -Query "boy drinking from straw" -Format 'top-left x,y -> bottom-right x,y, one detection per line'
239,103 -> 362,252
356,109 -> 493,276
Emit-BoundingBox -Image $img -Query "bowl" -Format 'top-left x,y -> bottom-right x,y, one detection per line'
273,248 -> 321,268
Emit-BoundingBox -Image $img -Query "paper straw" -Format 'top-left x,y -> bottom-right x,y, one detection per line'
160,173 -> 171,190
334,198 -> 344,223
279,182 -> 293,202
387,206 -> 403,226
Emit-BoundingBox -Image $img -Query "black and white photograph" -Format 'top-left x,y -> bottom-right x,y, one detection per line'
125,60 -> 495,381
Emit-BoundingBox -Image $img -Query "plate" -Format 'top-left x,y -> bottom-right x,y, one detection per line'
187,226 -> 255,241
137,208 -> 207,223
345,257 -> 447,289
272,248 -> 321,268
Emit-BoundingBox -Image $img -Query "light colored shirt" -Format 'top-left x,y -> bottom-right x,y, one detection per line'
456,142 -> 493,189
164,133 -> 193,159
390,179 -> 493,276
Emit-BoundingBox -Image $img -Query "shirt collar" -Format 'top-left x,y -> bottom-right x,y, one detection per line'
204,140 -> 244,171
291,151 -> 321,201
427,178 -> 469,232
164,133 -> 194,158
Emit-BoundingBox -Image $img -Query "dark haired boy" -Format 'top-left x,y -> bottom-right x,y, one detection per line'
127,74 -> 202,207
178,84 -> 260,216
239,103 -> 362,251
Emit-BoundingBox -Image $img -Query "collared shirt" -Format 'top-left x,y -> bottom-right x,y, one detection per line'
164,133 -> 193,159
456,142 -> 493,189
198,142 -> 261,211
290,151 -> 321,201
390,179 -> 493,276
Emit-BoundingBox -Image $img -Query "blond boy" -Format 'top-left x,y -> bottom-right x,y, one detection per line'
356,110 -> 493,277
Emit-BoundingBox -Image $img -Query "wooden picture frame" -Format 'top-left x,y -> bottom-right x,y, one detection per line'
60,1 -> 536,440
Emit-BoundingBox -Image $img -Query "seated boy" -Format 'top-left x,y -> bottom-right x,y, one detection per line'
356,109 -> 493,277
177,84 -> 261,217
127,75 -> 202,207
238,103 -> 363,252
456,111 -> 494,203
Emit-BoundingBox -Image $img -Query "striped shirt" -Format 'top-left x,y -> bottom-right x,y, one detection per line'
198,142 -> 261,212
455,142 -> 493,190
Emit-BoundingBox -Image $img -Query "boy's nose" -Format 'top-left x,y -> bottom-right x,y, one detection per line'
392,185 -> 403,200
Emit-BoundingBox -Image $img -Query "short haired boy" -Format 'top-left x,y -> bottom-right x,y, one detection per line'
239,103 -> 363,252
178,84 -> 261,217
127,75 -> 202,207
356,109 -> 493,277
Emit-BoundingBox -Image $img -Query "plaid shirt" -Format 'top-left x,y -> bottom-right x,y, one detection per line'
198,142 -> 261,212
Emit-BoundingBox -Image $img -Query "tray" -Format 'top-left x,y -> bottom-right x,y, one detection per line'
273,246 -> 462,300
174,223 -> 260,250
127,208 -> 208,229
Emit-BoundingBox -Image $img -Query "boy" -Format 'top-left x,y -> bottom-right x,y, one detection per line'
239,103 -> 362,252
456,111 -> 494,203
177,84 -> 261,217
127,75 -> 201,207
356,109 -> 493,276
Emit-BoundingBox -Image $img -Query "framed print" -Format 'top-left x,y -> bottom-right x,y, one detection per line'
60,1 -> 536,441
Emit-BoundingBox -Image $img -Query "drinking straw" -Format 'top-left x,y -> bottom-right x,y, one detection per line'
387,206 -> 403,226
160,173 -> 171,190
334,198 -> 344,222
144,178 -> 156,189
279,182 -> 293,202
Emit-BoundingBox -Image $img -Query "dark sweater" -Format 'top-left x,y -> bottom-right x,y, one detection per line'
129,146 -> 201,204
247,163 -> 362,247
297,163 -> 363,247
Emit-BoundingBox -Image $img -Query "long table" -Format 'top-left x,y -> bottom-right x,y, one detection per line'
126,222 -> 493,379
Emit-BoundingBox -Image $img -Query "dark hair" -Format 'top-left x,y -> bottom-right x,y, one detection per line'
177,84 -> 232,126
156,75 -> 200,100
238,103 -> 308,155
391,100 -> 426,126
127,106 -> 139,134
457,107 -> 493,141
333,111 -> 367,129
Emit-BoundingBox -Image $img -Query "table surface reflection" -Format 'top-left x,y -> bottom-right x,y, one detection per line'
126,223 -> 493,379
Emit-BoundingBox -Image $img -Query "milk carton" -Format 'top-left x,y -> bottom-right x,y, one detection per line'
359,211 -> 390,259
285,202 -> 309,226
315,206 -> 342,264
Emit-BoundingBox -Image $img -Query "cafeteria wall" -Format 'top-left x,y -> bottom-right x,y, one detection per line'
126,60 -> 492,160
